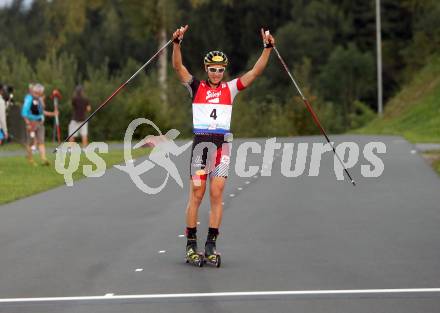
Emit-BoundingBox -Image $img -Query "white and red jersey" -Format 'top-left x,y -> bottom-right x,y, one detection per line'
184,77 -> 246,134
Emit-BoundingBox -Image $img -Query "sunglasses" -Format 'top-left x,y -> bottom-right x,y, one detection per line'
207,67 -> 225,73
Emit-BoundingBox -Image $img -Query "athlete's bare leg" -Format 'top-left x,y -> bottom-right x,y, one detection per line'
186,178 -> 207,227
209,177 -> 226,228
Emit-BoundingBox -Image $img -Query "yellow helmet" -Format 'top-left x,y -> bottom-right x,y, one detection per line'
204,51 -> 228,67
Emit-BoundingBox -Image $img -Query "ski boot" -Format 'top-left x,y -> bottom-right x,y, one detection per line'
185,239 -> 204,267
204,239 -> 221,268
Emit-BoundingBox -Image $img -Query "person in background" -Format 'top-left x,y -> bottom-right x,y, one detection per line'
0,85 -> 8,145
21,83 -> 58,166
27,84 -> 37,151
69,85 -> 91,148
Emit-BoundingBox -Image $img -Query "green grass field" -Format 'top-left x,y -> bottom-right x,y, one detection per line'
0,142 -> 57,152
0,148 -> 150,205
422,150 -> 440,176
354,55 -> 440,143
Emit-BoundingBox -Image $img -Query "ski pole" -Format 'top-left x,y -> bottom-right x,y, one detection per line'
268,31 -> 356,186
54,38 -> 174,153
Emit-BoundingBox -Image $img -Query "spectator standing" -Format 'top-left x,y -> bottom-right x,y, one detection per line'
69,85 -> 91,148
21,83 -> 58,166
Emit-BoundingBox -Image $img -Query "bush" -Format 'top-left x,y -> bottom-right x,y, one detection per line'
318,44 -> 375,128
348,100 -> 376,129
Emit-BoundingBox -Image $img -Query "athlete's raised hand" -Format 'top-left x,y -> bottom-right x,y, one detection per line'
173,25 -> 189,42
260,28 -> 275,48
172,25 -> 192,82
240,28 -> 276,88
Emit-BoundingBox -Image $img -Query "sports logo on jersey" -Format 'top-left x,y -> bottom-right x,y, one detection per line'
206,90 -> 221,103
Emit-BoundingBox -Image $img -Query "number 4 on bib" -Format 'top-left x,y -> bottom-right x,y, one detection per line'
210,109 -> 217,120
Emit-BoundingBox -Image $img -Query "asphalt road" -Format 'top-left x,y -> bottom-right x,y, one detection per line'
0,135 -> 439,313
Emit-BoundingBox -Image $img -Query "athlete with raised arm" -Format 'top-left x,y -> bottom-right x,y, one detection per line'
172,25 -> 275,267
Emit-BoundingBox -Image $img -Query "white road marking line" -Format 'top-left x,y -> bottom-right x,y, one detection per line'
178,235 -> 185,238
411,149 -> 417,154
104,293 -> 114,297
238,187 -> 243,191
135,268 -> 143,272
158,250 -> 166,254
1,288 -> 440,303
230,194 -> 235,197
245,181 -> 250,184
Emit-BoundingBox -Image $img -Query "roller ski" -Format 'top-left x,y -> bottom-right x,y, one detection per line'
204,238 -> 221,268
185,239 -> 204,267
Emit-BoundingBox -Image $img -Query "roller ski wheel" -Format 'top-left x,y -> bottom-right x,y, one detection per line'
185,240 -> 204,267
204,253 -> 221,268
204,240 -> 221,268
185,253 -> 204,267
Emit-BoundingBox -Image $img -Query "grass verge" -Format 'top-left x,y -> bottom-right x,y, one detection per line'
421,150 -> 440,176
354,55 -> 440,143
0,148 -> 150,205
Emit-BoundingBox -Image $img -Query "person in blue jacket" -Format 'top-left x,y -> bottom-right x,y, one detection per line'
21,83 -> 58,165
